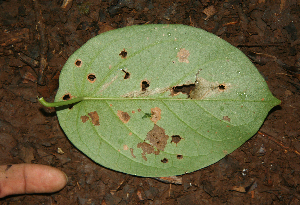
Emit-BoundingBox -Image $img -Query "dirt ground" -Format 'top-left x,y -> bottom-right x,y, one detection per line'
0,0 -> 300,204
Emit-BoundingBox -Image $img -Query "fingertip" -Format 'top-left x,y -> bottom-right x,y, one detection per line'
24,164 -> 68,194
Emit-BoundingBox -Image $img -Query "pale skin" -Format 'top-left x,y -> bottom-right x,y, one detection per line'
0,164 -> 67,198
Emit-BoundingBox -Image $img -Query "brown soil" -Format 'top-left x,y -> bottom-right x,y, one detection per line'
1,0 -> 300,204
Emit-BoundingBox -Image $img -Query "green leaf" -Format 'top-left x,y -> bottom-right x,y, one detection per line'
52,24 -> 280,177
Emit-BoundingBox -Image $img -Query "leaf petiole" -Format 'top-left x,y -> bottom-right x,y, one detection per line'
38,97 -> 84,107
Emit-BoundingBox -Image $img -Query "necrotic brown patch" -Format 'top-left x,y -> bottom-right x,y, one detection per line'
137,142 -> 160,161
150,107 -> 161,124
80,115 -> 89,123
177,48 -> 190,63
137,125 -> 169,161
88,111 -> 100,126
223,116 -> 231,122
145,124 -> 169,151
117,110 -> 130,123
130,148 -> 136,158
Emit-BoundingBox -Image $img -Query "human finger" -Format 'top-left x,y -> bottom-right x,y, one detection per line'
0,164 -> 67,198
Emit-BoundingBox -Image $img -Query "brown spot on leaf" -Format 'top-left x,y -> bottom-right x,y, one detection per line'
137,142 -> 160,161
137,125 -> 169,161
137,109 -> 141,112
88,111 -> 100,126
177,48 -> 190,63
81,115 -> 89,123
130,148 -> 136,158
117,110 -> 130,123
119,48 -> 127,58
146,124 -> 169,151
223,116 -> 231,122
171,135 -> 182,145
150,107 -> 161,124
177,155 -> 183,159
123,144 -> 128,150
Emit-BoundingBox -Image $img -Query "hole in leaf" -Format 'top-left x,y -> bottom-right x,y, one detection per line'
141,80 -> 150,91
218,84 -> 226,90
171,135 -> 182,145
171,84 -> 195,96
75,59 -> 82,67
161,158 -> 168,163
63,94 -> 71,101
119,49 -> 127,59
177,155 -> 183,159
87,74 -> 96,83
62,93 -> 74,109
121,69 -> 130,79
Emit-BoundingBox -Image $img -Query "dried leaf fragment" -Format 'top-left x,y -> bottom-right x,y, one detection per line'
203,5 -> 217,20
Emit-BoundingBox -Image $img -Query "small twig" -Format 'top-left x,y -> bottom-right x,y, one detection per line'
34,0 -> 48,85
258,131 -> 300,156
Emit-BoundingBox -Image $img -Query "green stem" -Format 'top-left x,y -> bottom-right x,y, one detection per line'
38,97 -> 84,107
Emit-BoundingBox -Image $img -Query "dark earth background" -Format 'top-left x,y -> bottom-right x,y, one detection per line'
0,0 -> 300,204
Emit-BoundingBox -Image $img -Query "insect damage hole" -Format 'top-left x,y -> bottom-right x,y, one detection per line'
218,84 -> 226,90
62,93 -> 74,109
171,84 -> 195,97
121,69 -> 130,79
63,93 -> 71,101
141,80 -> 150,91
87,74 -> 96,83
119,49 -> 127,59
171,135 -> 182,145
75,59 -> 82,67
177,155 -> 183,159
161,158 -> 168,163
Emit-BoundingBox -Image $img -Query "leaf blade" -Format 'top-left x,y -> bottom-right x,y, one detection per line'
55,24 -> 280,177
